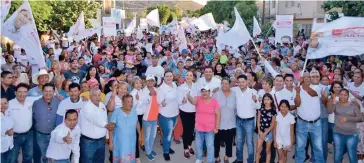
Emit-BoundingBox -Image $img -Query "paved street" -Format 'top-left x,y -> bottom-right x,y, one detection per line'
105,134 -> 349,163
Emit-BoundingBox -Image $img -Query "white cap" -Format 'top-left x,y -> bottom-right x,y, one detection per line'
200,85 -> 210,91
146,74 -> 155,81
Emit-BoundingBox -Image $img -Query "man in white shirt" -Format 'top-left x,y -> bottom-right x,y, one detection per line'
146,55 -> 165,85
1,97 -> 14,163
56,83 -> 85,126
8,83 -> 37,163
197,66 -> 221,96
80,88 -> 114,163
53,42 -> 62,61
46,35 -> 56,49
294,71 -> 324,163
46,109 -> 81,163
231,75 -> 259,163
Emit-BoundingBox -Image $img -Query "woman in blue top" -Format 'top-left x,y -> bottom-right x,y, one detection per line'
59,79 -> 72,98
109,94 -> 141,163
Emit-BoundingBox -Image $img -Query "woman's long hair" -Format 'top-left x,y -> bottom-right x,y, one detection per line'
261,93 -> 276,110
86,65 -> 102,90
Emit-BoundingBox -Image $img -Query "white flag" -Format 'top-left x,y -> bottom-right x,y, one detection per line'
1,0 -> 11,22
125,17 -> 136,36
1,1 -> 45,69
73,27 -> 102,42
136,26 -> 143,40
68,12 -> 85,37
176,26 -> 187,53
215,7 -> 251,50
307,17 -> 364,59
192,13 -> 217,31
168,18 -> 179,35
253,16 -> 261,37
146,9 -> 160,27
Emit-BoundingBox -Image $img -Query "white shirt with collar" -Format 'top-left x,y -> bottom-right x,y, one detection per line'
231,87 -> 259,119
197,76 -> 221,96
1,111 -> 14,153
145,65 -> 165,84
296,86 -> 321,121
140,87 -> 159,121
158,82 -> 179,117
46,123 -> 81,163
177,82 -> 198,113
8,97 -> 37,133
130,88 -> 145,115
274,87 -> 296,106
80,101 -> 108,139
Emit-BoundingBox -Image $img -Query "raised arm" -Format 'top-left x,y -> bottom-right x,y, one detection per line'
186,91 -> 197,105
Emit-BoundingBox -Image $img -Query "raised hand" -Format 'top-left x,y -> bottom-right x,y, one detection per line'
63,131 -> 72,144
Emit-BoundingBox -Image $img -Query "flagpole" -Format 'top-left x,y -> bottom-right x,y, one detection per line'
264,25 -> 273,38
250,37 -> 262,58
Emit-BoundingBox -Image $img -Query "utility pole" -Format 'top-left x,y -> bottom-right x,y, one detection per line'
262,0 -> 265,25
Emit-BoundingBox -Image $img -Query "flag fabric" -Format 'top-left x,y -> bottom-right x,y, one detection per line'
175,26 -> 188,53
215,7 -> 251,50
73,27 -> 102,42
307,16 -> 364,59
68,12 -> 85,37
136,26 -> 143,40
1,0 -> 11,22
125,17 -> 136,36
146,9 -> 160,27
1,1 -> 46,70
253,16 -> 261,37
223,20 -> 230,32
168,19 -> 179,35
192,13 -> 217,31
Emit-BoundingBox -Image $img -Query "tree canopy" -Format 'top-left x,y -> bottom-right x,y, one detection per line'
322,1 -> 364,22
8,0 -> 102,32
146,5 -> 184,25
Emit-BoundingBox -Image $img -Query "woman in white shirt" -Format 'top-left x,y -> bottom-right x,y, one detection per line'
158,71 -> 179,161
177,71 -> 197,158
1,97 -> 14,163
105,82 -> 128,112
130,78 -> 145,162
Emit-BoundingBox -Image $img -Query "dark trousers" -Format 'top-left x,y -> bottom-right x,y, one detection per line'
180,110 -> 195,150
214,128 -> 235,158
136,115 -> 143,158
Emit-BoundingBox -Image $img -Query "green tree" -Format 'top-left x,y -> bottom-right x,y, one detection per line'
322,1 -> 364,22
261,22 -> 273,37
9,1 -> 52,31
147,5 -> 171,25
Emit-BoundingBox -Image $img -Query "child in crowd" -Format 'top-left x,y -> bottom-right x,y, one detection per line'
256,93 -> 277,163
274,100 -> 295,163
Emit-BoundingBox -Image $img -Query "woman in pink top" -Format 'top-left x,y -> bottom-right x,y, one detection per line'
187,85 -> 221,163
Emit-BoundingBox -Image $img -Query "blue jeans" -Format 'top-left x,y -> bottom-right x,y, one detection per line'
333,132 -> 358,163
311,118 -> 329,162
158,114 -> 177,154
1,149 -> 13,163
236,117 -> 255,163
9,130 -> 33,163
143,120 -> 158,155
52,159 -> 70,163
295,118 -> 324,163
36,132 -> 51,163
328,122 -> 334,144
80,136 -> 105,163
195,131 -> 215,163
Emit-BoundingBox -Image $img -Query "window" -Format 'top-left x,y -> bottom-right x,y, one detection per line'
291,1 -> 295,7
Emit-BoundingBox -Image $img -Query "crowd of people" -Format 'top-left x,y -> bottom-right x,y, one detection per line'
1,27 -> 364,163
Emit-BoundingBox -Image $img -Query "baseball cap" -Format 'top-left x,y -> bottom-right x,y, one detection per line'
200,85 -> 210,91
182,49 -> 188,54
146,74 -> 156,81
87,78 -> 99,87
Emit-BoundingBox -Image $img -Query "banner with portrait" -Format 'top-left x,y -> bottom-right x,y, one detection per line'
1,1 -> 46,70
275,15 -> 293,44
102,17 -> 116,36
307,17 -> 364,59
111,8 -> 125,24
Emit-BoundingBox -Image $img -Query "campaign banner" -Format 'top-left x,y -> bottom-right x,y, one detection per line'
102,17 -> 116,36
111,8 -> 123,24
1,0 -> 11,22
307,17 -> 364,59
275,15 -> 293,44
160,25 -> 168,34
1,1 -> 46,69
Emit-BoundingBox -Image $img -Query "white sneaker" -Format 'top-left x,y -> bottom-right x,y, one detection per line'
195,159 -> 202,163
